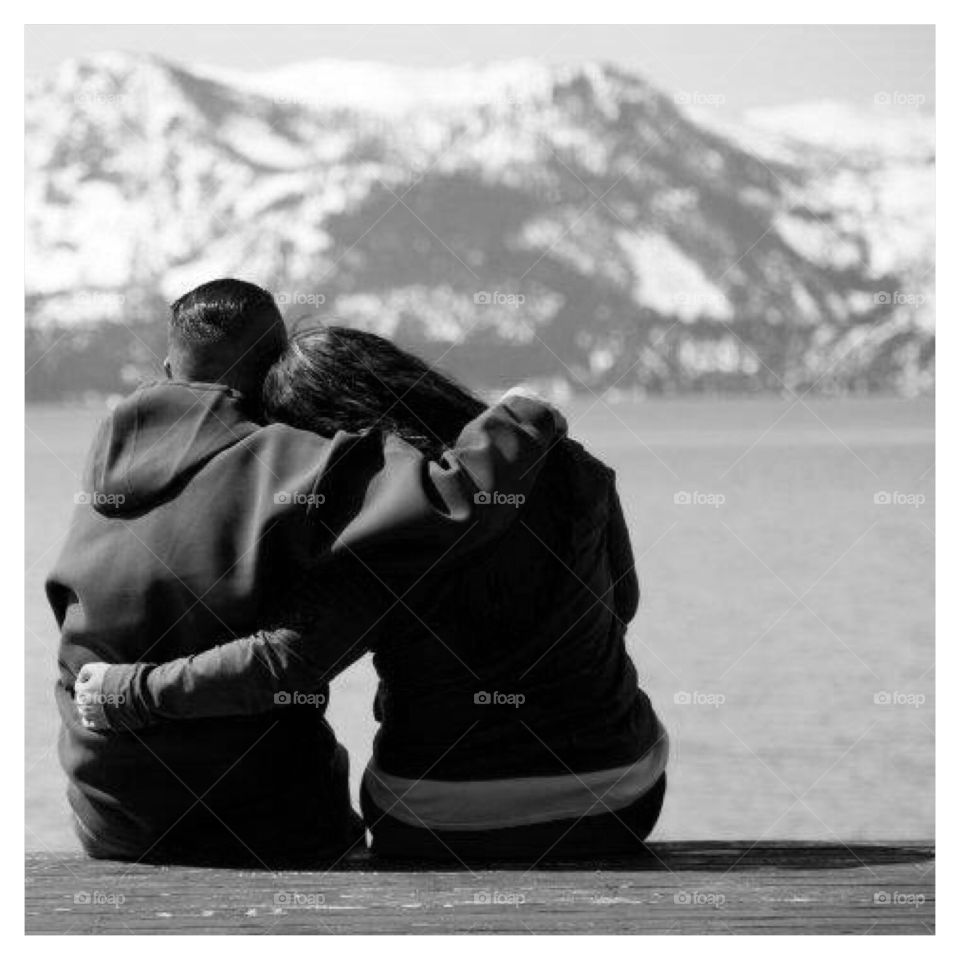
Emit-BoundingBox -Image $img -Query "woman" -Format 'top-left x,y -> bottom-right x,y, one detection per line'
77,325 -> 668,861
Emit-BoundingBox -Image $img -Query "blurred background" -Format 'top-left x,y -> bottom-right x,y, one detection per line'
25,24 -> 934,852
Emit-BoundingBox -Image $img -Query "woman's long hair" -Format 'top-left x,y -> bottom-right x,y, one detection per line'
263,322 -> 487,458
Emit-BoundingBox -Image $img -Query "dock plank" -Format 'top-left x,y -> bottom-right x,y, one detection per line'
26,843 -> 934,934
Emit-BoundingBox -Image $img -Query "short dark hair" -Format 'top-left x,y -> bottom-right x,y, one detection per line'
264,323 -> 485,459
168,279 -> 286,394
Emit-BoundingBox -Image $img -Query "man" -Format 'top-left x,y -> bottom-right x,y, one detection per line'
48,279 -> 561,867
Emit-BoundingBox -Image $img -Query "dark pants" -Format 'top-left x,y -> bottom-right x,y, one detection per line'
361,773 -> 666,862
75,743 -> 366,868
76,808 -> 366,868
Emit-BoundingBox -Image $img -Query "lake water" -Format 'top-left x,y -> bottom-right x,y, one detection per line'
25,397 -> 935,851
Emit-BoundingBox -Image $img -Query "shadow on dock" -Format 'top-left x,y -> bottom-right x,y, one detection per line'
44,840 -> 931,874
356,841 -> 936,873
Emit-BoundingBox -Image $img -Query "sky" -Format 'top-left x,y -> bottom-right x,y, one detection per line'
25,24 -> 935,115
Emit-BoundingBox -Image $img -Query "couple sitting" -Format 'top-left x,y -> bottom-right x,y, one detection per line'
50,278 -> 667,867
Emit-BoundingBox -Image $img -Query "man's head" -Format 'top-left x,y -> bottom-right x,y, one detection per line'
166,279 -> 287,398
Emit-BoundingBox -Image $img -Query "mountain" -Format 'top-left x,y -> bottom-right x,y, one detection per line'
25,53 -> 935,400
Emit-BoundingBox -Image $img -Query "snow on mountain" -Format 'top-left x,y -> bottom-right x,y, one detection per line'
25,54 -> 934,398
200,58 -> 562,116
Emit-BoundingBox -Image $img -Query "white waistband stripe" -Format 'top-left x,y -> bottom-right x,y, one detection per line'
363,726 -> 669,831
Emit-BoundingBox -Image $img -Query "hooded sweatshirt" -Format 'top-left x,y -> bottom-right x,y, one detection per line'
47,380 -> 557,864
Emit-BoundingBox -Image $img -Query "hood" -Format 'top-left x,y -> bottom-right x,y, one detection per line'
85,381 -> 258,516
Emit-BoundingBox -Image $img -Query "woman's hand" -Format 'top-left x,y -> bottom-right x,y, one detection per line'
500,386 -> 568,437
75,662 -> 113,730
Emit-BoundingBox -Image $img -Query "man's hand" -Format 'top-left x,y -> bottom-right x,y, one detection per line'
500,386 -> 568,437
75,662 -> 112,731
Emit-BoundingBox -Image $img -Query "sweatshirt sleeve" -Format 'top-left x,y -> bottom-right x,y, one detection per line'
100,564 -> 389,729
328,394 -> 561,576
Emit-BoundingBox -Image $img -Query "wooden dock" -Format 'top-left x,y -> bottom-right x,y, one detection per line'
26,842 -> 934,934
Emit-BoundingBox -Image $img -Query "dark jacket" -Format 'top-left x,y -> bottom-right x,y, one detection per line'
368,439 -> 659,781
47,380 -> 557,863
95,439 -> 661,808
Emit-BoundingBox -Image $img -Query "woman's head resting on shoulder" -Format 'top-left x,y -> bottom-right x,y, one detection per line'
263,320 -> 486,458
